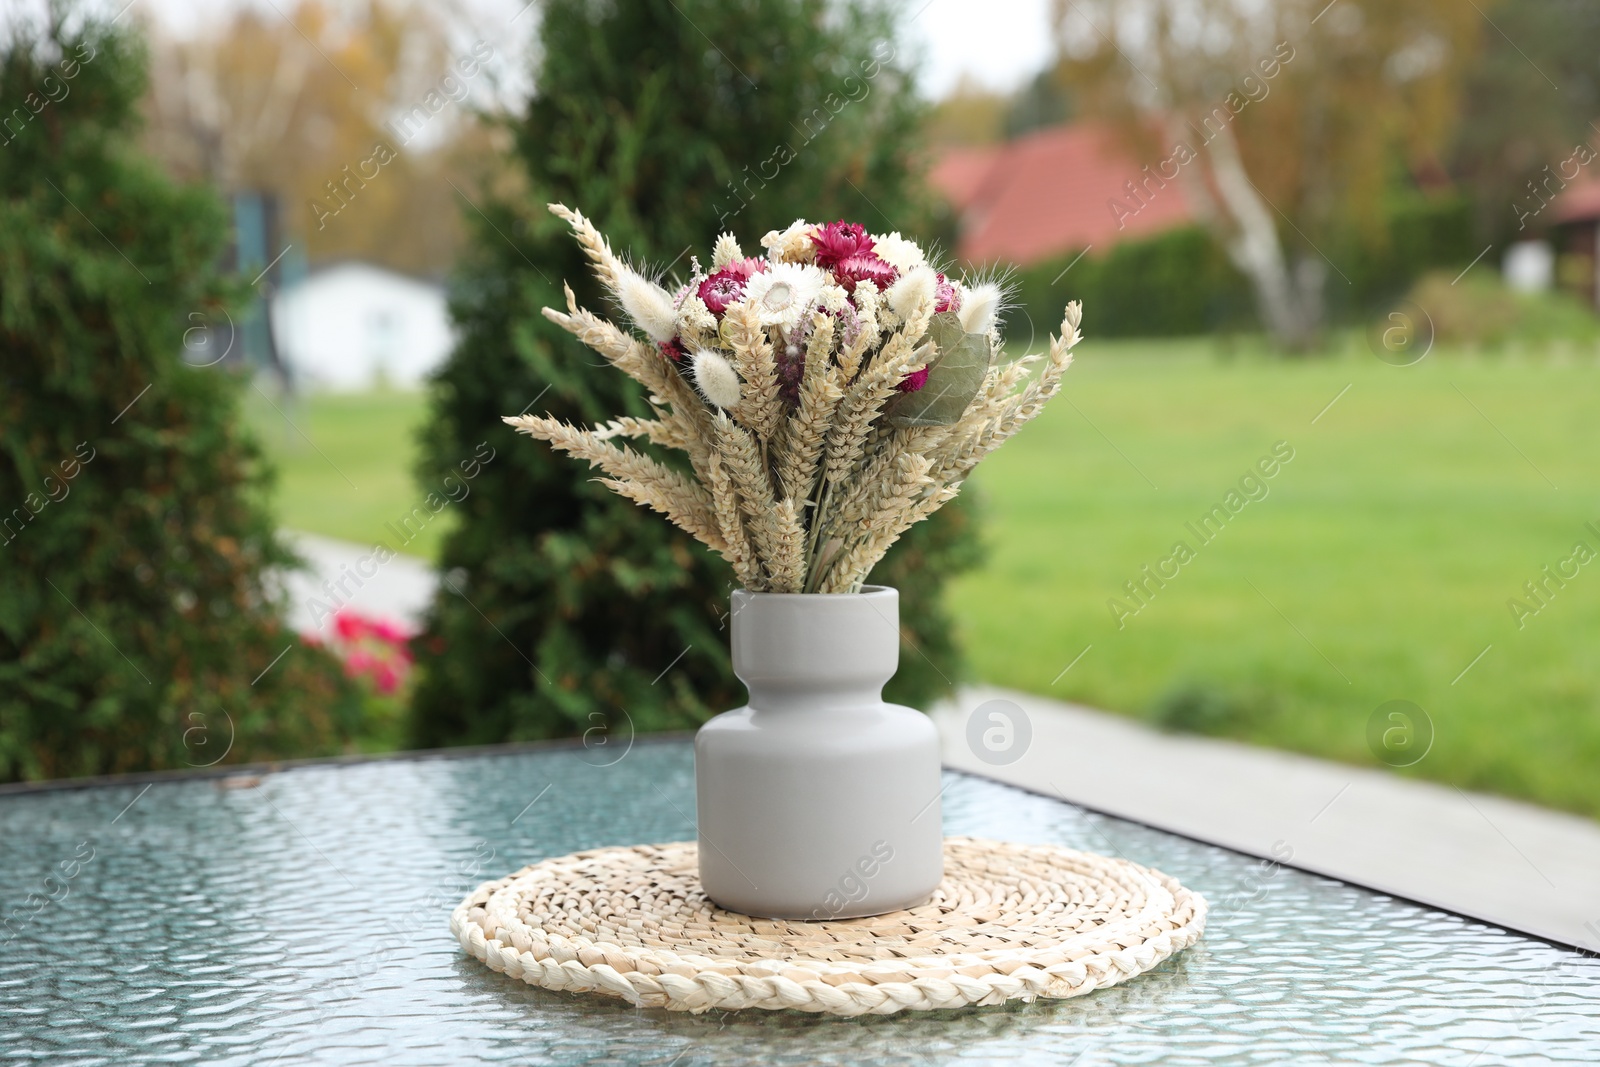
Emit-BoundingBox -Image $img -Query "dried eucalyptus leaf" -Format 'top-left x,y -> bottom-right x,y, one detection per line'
887,310 -> 992,427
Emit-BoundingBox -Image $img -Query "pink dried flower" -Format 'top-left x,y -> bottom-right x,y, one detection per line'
895,366 -> 930,393
659,338 -> 687,364
811,221 -> 875,268
935,273 -> 961,313
832,302 -> 862,349
834,253 -> 898,294
696,257 -> 767,315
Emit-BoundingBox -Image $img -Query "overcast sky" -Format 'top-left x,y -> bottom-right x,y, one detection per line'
906,0 -> 1055,97
117,0 -> 1054,101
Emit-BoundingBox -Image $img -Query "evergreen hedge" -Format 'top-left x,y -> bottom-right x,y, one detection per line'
0,14 -> 360,780
1012,197 -> 1479,342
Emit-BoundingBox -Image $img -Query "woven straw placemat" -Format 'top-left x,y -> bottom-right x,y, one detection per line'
451,836 -> 1206,1016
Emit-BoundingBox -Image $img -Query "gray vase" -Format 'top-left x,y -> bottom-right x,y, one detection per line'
694,586 -> 944,919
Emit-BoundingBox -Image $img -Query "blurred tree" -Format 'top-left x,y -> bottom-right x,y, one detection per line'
0,10 -> 360,780
408,0 -> 981,748
1447,0 -> 1600,245
925,74 -> 1008,146
1003,67 -> 1076,140
1051,0 -> 1479,350
924,70 -> 1076,147
141,0 -> 495,276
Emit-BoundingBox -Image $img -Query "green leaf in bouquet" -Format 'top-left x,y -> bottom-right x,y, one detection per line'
887,310 -> 992,427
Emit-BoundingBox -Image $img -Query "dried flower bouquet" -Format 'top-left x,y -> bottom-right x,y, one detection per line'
506,205 -> 1083,594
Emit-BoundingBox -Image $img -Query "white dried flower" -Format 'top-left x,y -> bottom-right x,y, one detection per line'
711,233 -> 742,269
853,278 -> 884,325
743,263 -> 826,330
691,349 -> 743,408
760,219 -> 817,263
856,278 -> 893,332
886,265 -> 938,320
615,267 -> 678,343
817,284 -> 851,314
675,293 -> 718,334
871,232 -> 926,273
959,282 -> 1003,336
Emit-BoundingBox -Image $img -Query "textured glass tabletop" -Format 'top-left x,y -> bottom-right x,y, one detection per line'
2,740 -> 1597,1066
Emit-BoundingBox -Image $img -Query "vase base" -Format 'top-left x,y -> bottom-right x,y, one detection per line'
701,888 -> 937,922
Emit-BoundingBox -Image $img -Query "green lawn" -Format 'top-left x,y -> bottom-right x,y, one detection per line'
245,388 -> 451,561
948,338 -> 1600,818
248,343 -> 1600,818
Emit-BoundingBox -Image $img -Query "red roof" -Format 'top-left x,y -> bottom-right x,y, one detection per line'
928,146 -> 998,213
1553,179 -> 1600,224
929,123 -> 1195,267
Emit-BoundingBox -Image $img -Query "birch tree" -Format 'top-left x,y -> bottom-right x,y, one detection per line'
1052,0 -> 1477,350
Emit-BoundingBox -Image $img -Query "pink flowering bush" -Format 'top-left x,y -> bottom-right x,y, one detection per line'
318,609 -> 416,696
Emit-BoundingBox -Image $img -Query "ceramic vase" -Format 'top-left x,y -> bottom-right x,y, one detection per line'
694,586 -> 944,919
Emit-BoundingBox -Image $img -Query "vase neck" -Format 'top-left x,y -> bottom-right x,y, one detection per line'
729,587 -> 901,712
741,678 -> 887,714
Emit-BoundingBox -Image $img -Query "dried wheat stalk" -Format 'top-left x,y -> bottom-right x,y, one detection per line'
723,303 -> 782,443
775,317 -> 843,503
505,414 -> 725,553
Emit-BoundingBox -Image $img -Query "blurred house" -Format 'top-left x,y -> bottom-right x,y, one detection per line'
271,262 -> 454,391
1551,180 -> 1600,309
931,122 -> 1195,266
1503,241 -> 1554,293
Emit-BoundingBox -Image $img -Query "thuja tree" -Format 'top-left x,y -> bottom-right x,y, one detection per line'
410,0 -> 981,746
0,14 -> 360,781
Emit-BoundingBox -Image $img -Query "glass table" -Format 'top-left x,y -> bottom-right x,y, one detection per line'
2,740 -> 1596,1065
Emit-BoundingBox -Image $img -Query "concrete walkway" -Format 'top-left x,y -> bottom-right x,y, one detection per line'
277,530 -> 438,636
272,531 -> 1600,949
931,685 -> 1600,951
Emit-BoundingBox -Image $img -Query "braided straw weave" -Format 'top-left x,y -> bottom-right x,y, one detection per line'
451,836 -> 1206,1016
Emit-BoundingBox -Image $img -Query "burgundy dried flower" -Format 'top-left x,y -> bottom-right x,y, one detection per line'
934,273 -> 961,313
834,253 -> 898,294
810,220 -> 875,268
776,342 -> 805,407
696,256 -> 767,315
895,366 -> 930,393
659,338 -> 687,363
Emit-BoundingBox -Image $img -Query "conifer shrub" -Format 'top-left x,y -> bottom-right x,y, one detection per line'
0,14 -> 360,780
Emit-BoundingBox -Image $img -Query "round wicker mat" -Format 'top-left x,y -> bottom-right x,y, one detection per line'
452,836 -> 1206,1016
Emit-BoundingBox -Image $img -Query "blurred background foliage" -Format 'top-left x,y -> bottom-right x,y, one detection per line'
140,0 -> 496,275
1,0 -> 1598,816
0,15 -> 360,779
